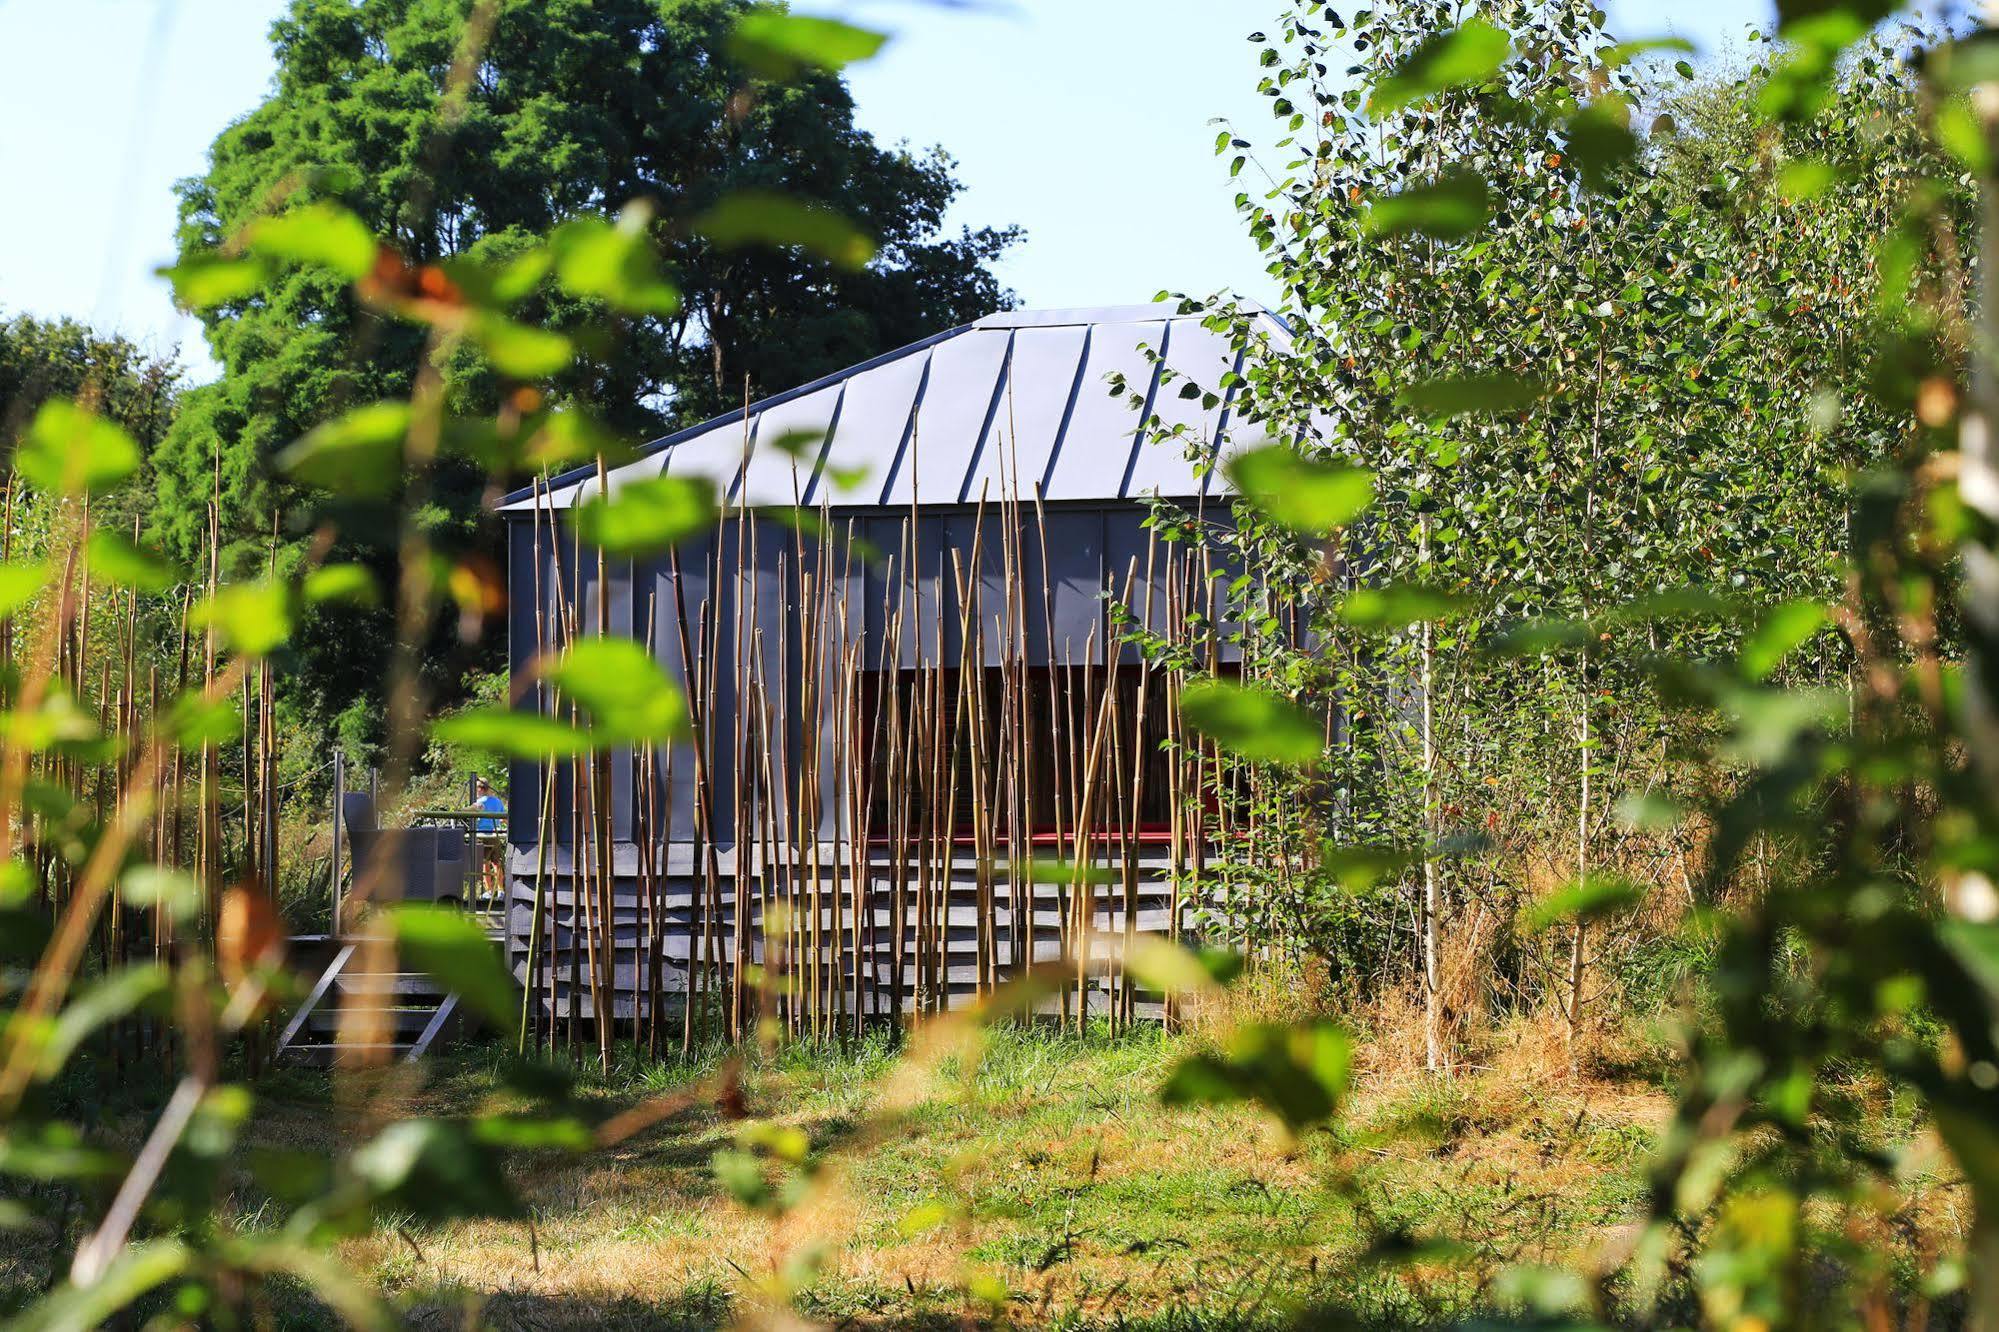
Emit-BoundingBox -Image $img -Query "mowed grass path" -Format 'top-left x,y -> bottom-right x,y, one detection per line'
242,1023 -> 1676,1329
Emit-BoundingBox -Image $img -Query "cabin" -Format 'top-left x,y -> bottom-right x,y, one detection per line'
495,303 -> 1298,1042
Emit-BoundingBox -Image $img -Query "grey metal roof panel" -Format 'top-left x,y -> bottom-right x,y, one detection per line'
891,325 -> 1011,507
973,304 -> 1188,331
958,322 -> 1089,502
1130,317 -> 1242,496
1040,319 -> 1167,501
657,408 -> 751,497
500,303 -> 1278,514
737,381 -> 842,506
825,337 -> 929,506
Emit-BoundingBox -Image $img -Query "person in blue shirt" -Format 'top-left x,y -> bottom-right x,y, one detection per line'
474,777 -> 504,832
474,778 -> 505,900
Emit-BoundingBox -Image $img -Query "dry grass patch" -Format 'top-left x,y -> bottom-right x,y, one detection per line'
172,1017 -> 1949,1328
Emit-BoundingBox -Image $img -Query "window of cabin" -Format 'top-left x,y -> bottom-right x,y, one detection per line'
857,664 -> 1185,842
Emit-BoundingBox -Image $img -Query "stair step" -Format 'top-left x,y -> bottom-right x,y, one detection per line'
334,974 -> 449,996
281,1043 -> 418,1067
306,1007 -> 445,1034
277,944 -> 464,1065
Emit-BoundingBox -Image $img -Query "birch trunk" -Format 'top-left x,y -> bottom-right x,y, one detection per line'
1958,32 -> 1999,1327
1418,516 -> 1442,1074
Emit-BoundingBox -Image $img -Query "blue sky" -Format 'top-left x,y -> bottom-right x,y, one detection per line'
0,0 -> 1779,384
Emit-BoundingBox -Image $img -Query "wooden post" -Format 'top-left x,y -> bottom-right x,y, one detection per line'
332,748 -> 346,931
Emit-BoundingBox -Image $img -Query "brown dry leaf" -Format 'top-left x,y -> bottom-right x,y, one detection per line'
218,880 -> 285,988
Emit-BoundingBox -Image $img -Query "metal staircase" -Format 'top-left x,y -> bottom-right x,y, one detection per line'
275,942 -> 462,1065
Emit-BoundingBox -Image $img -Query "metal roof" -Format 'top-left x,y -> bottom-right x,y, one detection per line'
498,303 -> 1289,513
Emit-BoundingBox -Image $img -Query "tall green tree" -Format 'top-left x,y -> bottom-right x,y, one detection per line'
157,0 -> 1018,752
1175,0 -> 1942,1072
2,313 -> 179,464
2,312 -> 182,558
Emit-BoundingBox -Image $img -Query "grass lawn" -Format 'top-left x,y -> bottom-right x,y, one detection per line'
228,1019 -> 1726,1329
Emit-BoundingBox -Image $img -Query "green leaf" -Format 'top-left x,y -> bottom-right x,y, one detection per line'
1936,98 -> 1992,176
1599,36 -> 1698,67
571,476 -> 719,556
350,1117 -> 520,1221
491,246 -> 555,304
1125,938 -> 1242,997
433,707 -> 592,760
898,1201 -> 954,1237
711,1147 -> 776,1209
1179,679 -> 1322,766
385,904 -> 520,1037
0,860 -> 33,908
1320,843 -> 1417,893
1605,587 -> 1741,625
470,1114 -> 594,1151
251,1144 -> 337,1200
1488,617 -> 1594,656
164,691 -> 242,751
1774,0 -> 1898,37
1942,920 -> 1999,1007
1567,100 -> 1639,191
729,11 -> 889,77
471,314 -> 574,379
0,561 -> 48,617
824,462 -> 871,493
243,202 -> 379,280
304,563 -> 381,607
1022,857 -> 1122,886
1757,11 -> 1870,121
191,582 -> 293,656
763,427 -> 826,461
238,1241 -> 395,1332
1337,583 -> 1473,629
26,1239 -> 190,1332
17,401 -> 141,496
276,402 -> 409,497
0,1121 -> 124,1181
1616,791 -> 1687,833
739,1121 -> 811,1164
1926,34 -> 1999,92
1777,158 -> 1842,201
1742,601 -> 1829,682
549,206 -> 680,315
157,254 -> 272,309
1224,445 -> 1373,535
1363,167 -> 1490,240
86,531 -> 183,593
1719,685 -> 1844,765
120,865 -> 202,923
37,964 -> 170,1078
513,410 -> 637,471
541,636 -> 690,745
1523,874 -> 1645,934
1367,18 -> 1510,115
1399,373 -> 1548,419
1159,1019 -> 1351,1135
696,191 -> 877,269
0,888 -> 51,967
5,691 -> 102,756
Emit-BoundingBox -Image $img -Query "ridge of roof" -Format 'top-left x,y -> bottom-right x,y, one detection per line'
498,319 -> 973,510
974,304 -> 1196,330
498,301 -> 1278,512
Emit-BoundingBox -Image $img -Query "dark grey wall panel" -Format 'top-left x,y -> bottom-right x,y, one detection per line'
511,502 -> 1242,851
1038,510 -> 1106,665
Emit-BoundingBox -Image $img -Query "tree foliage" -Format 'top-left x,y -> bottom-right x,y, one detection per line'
155,0 -> 1019,753
0,314 -> 179,476
1149,1 -> 1999,1324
